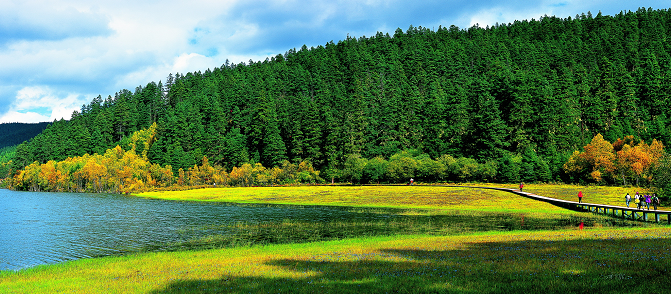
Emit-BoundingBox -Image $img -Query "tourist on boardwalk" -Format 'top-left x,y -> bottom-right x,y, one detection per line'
652,194 -> 660,210
520,182 -> 524,192
578,191 -> 583,203
635,193 -> 641,209
634,192 -> 641,209
625,193 -> 631,207
409,178 -> 414,185
645,194 -> 652,210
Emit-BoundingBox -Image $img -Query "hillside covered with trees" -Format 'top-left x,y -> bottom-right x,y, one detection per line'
0,122 -> 50,149
5,8 -> 671,192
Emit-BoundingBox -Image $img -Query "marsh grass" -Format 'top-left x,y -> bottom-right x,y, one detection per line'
147,208 -> 650,253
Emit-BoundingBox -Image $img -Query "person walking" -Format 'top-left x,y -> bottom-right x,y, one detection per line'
520,182 -> 524,192
625,193 -> 631,208
652,194 -> 660,210
635,193 -> 641,209
645,194 -> 652,210
578,191 -> 583,203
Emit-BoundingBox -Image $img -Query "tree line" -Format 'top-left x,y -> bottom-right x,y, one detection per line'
5,124 -> 323,193
6,129 -> 667,200
2,124 -> 546,192
3,8 -> 671,193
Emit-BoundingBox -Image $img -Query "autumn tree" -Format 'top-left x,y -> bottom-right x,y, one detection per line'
565,133 -> 665,185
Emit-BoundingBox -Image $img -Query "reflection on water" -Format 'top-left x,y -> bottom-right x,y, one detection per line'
0,189 -> 388,271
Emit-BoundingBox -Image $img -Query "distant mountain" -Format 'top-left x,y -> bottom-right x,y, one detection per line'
0,122 -> 50,148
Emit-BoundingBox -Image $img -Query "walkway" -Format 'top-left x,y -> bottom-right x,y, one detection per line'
443,185 -> 671,224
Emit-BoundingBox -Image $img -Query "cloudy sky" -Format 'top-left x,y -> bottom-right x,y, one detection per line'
1,0 -> 668,123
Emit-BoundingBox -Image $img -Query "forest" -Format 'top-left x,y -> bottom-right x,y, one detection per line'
0,122 -> 50,149
3,8 -> 671,195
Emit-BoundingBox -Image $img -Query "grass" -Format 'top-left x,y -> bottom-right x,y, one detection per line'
2,184 -> 670,293
3,229 -> 670,293
514,183 -> 654,207
138,185 -> 587,213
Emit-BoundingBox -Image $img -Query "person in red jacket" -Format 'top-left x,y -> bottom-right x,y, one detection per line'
578,191 -> 583,203
519,182 -> 524,192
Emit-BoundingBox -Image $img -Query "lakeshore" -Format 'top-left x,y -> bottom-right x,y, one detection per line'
2,184 -> 670,293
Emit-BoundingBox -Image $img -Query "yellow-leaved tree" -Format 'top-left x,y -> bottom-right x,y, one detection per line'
564,134 -> 664,185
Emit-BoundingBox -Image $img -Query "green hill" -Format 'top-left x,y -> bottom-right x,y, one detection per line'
0,122 -> 50,149
10,8 -> 671,183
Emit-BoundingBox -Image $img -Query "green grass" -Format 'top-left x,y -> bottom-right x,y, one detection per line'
517,183 -> 655,207
3,229 -> 670,293
138,185 -> 588,213
2,184 -> 670,293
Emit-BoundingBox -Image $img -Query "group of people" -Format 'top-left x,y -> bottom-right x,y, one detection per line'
519,184 -> 663,211
625,192 -> 661,210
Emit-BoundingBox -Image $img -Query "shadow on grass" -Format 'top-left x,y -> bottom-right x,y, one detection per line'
150,235 -> 671,294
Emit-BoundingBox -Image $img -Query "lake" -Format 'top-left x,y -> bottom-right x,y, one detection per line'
0,189 -> 388,271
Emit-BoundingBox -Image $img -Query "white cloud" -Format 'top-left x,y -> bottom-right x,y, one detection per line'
13,87 -> 59,111
171,53 -> 215,74
466,2 -> 563,28
0,111 -> 50,124
0,86 -> 88,123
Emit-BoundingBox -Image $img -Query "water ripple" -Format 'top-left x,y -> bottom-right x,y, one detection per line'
0,189 -> 389,271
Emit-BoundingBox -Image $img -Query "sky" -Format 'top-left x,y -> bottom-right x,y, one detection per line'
1,0 -> 669,123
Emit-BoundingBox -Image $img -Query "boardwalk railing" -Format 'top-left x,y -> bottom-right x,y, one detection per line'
442,185 -> 671,224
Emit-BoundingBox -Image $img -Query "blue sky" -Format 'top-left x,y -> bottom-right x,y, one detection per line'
1,0 -> 669,123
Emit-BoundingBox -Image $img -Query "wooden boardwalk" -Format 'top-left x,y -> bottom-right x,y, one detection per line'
442,185 -> 671,224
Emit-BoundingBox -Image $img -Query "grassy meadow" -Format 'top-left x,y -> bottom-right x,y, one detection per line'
2,184 -> 670,293
137,184 -> 604,213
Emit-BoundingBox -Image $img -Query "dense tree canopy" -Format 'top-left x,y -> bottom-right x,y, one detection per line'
0,122 -> 49,149
564,133 -> 664,185
5,8 -> 671,188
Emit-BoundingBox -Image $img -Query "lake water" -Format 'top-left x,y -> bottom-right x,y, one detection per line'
0,189 -> 386,271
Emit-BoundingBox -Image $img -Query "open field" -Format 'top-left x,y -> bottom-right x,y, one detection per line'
137,185 -> 589,213
2,184 -> 670,293
137,183 -> 663,211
